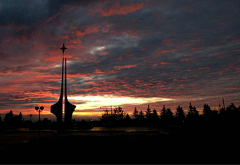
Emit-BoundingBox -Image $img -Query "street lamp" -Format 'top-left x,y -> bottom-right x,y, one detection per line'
35,106 -> 44,138
30,114 -> 32,122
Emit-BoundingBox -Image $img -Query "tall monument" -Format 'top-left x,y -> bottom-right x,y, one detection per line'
51,43 -> 76,124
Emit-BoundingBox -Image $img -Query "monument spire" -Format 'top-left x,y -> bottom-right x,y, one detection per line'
64,46 -> 76,124
51,43 -> 76,126
60,43 -> 67,54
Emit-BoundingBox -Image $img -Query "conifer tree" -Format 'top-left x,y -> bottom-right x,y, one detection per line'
203,104 -> 212,116
152,109 -> 159,118
19,112 -> 22,121
175,105 -> 185,123
193,106 -> 199,117
187,102 -> 199,118
166,108 -> 174,122
160,105 -> 167,120
145,105 -> 152,119
133,107 -> 139,119
139,110 -> 144,120
4,110 -> 14,124
125,113 -> 131,120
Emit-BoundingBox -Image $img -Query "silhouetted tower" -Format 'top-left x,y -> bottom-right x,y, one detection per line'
64,58 -> 76,123
51,43 -> 76,124
51,57 -> 64,123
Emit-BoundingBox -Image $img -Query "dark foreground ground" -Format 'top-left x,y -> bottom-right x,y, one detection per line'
0,127 -> 240,164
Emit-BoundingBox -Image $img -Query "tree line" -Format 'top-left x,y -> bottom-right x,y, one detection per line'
134,102 -> 240,127
1,101 -> 240,129
101,101 -> 240,128
0,110 -> 50,130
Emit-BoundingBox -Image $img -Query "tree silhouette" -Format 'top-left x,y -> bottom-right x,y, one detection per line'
125,113 -> 131,121
187,102 -> 199,118
4,110 -> 14,125
186,103 -> 199,127
19,112 -> 22,121
145,105 -> 152,119
193,106 -> 199,116
166,108 -> 174,123
223,103 -> 240,127
203,104 -> 212,116
114,108 -> 118,115
118,106 -> 124,120
152,109 -> 159,119
202,104 -> 215,128
227,103 -> 237,111
160,105 -> 167,119
139,110 -> 144,120
12,112 -> 23,126
219,106 -> 225,114
175,105 -> 185,124
98,101 -> 240,132
133,107 -> 139,120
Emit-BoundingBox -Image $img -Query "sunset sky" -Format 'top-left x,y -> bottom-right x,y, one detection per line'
0,0 -> 239,121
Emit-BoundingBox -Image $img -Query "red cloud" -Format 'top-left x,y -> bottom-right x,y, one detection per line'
233,49 -> 240,52
114,64 -> 138,70
160,49 -> 176,54
75,24 -> 100,37
183,69 -> 191,72
199,67 -> 210,70
162,38 -> 177,46
160,62 -> 172,65
91,2 -> 145,16
44,9 -> 62,24
73,23 -> 112,39
180,58 -> 193,62
231,35 -> 240,42
191,47 -> 204,51
94,69 -> 119,75
100,51 -> 110,56
159,62 -> 172,68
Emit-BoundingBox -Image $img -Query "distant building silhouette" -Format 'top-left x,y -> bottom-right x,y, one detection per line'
51,44 -> 76,125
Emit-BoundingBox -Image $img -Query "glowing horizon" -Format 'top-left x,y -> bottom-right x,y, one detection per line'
69,95 -> 174,110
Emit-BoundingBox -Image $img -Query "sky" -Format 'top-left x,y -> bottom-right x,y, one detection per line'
0,0 -> 239,121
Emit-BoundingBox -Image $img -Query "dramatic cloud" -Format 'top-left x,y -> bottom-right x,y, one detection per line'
0,0 -> 239,120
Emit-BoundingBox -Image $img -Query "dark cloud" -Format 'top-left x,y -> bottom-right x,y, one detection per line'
0,0 -> 239,117
1,1 -> 55,25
